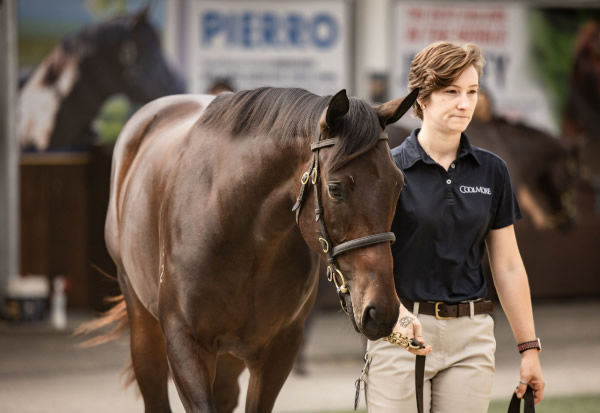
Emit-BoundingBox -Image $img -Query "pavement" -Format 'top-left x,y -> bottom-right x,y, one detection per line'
0,299 -> 599,412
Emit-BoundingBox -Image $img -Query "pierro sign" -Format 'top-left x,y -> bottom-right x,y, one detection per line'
187,0 -> 350,95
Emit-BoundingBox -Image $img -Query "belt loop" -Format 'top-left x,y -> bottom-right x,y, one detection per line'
469,301 -> 475,319
412,302 -> 420,316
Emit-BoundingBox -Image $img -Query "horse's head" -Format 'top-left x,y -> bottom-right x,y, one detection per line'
296,89 -> 418,340
100,8 -> 185,101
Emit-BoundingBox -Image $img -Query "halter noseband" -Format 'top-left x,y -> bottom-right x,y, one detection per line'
292,129 -> 396,314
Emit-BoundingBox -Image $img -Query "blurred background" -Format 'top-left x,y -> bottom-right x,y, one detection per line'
1,0 -> 599,412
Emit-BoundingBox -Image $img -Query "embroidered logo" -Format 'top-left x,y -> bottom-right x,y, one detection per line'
459,185 -> 492,195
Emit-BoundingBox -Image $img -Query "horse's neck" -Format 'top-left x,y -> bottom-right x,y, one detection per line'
49,54 -> 116,148
564,90 -> 600,140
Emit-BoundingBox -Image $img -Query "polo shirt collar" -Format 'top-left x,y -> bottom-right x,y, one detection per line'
400,128 -> 481,169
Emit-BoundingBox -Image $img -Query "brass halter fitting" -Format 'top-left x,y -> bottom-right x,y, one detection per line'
327,265 -> 348,294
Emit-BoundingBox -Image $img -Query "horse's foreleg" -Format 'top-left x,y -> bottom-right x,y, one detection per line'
159,309 -> 218,413
119,271 -> 172,413
213,354 -> 246,413
245,321 -> 305,413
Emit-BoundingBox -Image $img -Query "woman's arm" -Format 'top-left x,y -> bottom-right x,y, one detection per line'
486,224 -> 545,404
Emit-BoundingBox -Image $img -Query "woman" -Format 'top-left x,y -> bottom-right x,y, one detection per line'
364,41 -> 545,412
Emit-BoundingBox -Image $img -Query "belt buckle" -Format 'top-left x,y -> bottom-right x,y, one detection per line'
434,301 -> 452,320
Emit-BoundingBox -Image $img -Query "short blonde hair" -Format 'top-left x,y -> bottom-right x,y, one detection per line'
408,41 -> 486,119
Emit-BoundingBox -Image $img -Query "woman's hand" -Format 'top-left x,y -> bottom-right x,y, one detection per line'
388,304 -> 432,355
516,350 -> 545,404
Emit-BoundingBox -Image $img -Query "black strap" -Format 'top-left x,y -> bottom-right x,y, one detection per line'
508,386 -> 535,413
415,355 -> 426,413
331,232 -> 396,257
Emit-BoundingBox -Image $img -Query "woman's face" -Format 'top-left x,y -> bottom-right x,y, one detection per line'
421,65 -> 479,134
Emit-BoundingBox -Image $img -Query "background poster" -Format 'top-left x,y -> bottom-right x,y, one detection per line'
186,0 -> 350,95
390,2 -> 555,133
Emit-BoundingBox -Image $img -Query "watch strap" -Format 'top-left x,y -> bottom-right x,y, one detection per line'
518,338 -> 541,353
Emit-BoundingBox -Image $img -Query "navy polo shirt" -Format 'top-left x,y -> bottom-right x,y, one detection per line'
390,129 -> 521,303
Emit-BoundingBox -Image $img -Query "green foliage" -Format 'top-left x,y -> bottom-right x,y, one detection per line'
528,9 -> 600,127
93,95 -> 133,144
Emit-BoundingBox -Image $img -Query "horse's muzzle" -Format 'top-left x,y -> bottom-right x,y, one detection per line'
359,302 -> 398,341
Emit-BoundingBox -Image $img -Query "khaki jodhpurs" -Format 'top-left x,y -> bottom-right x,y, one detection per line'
365,307 -> 496,413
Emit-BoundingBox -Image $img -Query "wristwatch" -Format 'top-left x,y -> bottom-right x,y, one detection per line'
518,338 -> 542,353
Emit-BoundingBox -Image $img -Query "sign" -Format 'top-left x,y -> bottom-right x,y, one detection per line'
390,2 -> 556,133
187,0 -> 350,95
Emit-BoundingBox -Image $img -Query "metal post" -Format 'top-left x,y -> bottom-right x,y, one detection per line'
0,0 -> 20,299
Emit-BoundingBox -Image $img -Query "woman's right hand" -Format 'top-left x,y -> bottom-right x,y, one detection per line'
391,304 -> 433,356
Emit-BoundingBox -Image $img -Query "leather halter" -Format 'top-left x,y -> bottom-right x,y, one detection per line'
292,128 -> 396,314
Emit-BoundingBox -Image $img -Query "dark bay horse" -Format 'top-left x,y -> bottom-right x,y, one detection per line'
18,8 -> 184,151
93,87 -> 417,412
387,115 -> 580,230
562,20 -> 600,179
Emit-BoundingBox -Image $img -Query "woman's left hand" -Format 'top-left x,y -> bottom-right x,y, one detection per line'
516,350 -> 545,404
390,304 -> 432,356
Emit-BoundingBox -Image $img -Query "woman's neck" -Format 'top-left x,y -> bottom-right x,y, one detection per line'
417,123 -> 462,170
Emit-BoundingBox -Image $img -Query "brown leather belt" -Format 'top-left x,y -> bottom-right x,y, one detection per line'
400,298 -> 494,319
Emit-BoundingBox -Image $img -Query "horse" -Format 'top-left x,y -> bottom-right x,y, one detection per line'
562,19 -> 600,179
18,7 -> 184,151
386,114 -> 580,231
82,86 -> 418,412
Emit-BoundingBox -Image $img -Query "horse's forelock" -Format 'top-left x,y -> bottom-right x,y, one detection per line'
327,98 -> 383,171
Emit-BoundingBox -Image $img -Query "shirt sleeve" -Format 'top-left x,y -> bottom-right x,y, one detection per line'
491,160 -> 522,229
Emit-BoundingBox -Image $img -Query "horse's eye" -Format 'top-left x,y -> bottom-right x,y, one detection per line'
119,41 -> 138,66
327,183 -> 344,200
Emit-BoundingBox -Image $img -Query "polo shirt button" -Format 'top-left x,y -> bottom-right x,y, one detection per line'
446,179 -> 451,184
450,163 -> 456,169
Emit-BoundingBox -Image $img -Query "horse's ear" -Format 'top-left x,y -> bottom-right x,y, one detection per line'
131,5 -> 151,28
375,88 -> 419,127
325,89 -> 350,128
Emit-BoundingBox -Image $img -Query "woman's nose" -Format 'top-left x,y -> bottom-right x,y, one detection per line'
457,92 -> 471,109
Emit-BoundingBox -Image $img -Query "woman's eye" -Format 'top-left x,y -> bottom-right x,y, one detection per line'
327,183 -> 344,200
446,89 -> 457,94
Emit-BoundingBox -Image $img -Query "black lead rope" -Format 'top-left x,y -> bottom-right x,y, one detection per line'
415,355 -> 426,413
508,386 -> 535,413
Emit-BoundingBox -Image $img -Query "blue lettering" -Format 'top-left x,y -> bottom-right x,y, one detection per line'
312,14 -> 337,48
242,12 -> 252,48
200,11 -> 339,49
287,14 -> 304,46
202,11 -> 222,45
262,13 -> 278,46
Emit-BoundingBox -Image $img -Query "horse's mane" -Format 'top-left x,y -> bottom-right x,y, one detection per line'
200,87 -> 383,170
60,12 -> 149,56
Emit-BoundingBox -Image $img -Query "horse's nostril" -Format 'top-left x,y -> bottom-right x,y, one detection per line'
368,307 -> 377,322
362,305 -> 377,334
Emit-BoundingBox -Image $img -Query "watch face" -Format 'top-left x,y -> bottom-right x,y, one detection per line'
536,338 -> 542,351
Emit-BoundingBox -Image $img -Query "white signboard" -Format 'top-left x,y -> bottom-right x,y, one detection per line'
390,2 -> 556,133
187,0 -> 350,96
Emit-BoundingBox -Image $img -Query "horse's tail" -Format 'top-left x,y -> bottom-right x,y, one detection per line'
75,295 -> 136,388
74,294 -> 128,347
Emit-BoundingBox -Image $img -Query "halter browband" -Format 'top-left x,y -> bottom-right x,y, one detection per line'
292,128 -> 396,314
